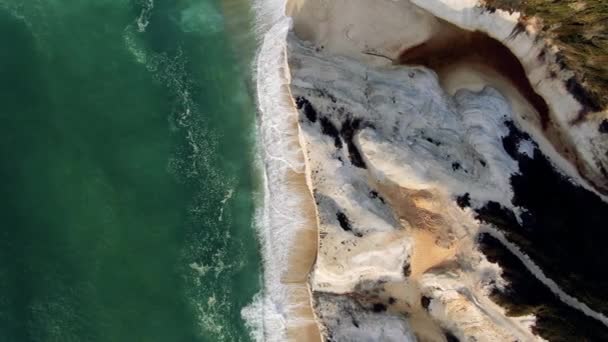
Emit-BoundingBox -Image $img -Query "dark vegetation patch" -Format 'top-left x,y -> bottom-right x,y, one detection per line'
369,190 -> 386,204
537,48 -> 546,61
509,20 -> 526,38
336,211 -> 352,232
424,136 -> 442,146
332,211 -> 363,237
502,121 -> 533,156
336,211 -> 361,237
315,88 -> 337,103
388,297 -> 396,305
599,119 -> 608,134
567,77 -> 602,119
483,0 -> 608,111
456,193 -> 471,208
451,162 -> 461,171
475,201 -> 520,230
478,233 -> 608,341
371,303 -> 387,313
402,263 -> 411,277
444,331 -> 460,342
340,117 -> 367,168
475,121 -> 608,314
420,296 -> 431,310
295,95 -> 369,168
319,117 -> 342,148
295,96 -> 318,123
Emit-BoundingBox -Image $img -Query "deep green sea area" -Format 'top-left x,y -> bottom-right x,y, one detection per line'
0,0 -> 261,341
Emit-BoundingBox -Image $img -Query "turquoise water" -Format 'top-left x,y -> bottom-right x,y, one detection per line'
0,0 -> 261,341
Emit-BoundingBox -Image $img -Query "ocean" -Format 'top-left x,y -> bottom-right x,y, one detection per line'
0,0 -> 262,341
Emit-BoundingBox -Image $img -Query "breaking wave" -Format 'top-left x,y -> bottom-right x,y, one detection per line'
241,0 -> 316,340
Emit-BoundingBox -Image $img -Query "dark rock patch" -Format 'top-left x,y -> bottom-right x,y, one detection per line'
402,263 -> 411,277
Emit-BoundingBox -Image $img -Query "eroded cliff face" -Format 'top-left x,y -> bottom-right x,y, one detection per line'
408,0 -> 608,199
257,0 -> 608,340
289,33 -> 542,341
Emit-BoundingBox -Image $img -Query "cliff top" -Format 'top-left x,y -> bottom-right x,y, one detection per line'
484,0 -> 608,111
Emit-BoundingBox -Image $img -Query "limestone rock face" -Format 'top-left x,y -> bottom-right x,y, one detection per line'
288,32 -> 543,341
313,293 -> 417,342
254,0 -> 608,340
408,0 -> 608,195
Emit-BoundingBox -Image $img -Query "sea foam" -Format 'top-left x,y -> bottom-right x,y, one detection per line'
241,0 -> 315,340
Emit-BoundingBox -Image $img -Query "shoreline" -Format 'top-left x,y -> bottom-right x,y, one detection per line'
276,41 -> 322,342
250,2 -> 322,338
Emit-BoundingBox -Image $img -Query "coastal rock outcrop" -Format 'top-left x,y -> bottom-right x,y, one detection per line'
254,0 -> 608,340
289,32 -> 542,341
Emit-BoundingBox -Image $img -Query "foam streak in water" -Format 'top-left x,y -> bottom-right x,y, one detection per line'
136,0 -> 154,32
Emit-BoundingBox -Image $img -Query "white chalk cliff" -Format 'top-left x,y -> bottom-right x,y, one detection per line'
252,0 -> 608,341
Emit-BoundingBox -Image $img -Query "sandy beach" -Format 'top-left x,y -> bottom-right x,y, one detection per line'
270,90 -> 321,340
282,167 -> 321,341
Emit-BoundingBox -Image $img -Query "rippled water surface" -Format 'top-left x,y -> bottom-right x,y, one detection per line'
0,0 -> 261,341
